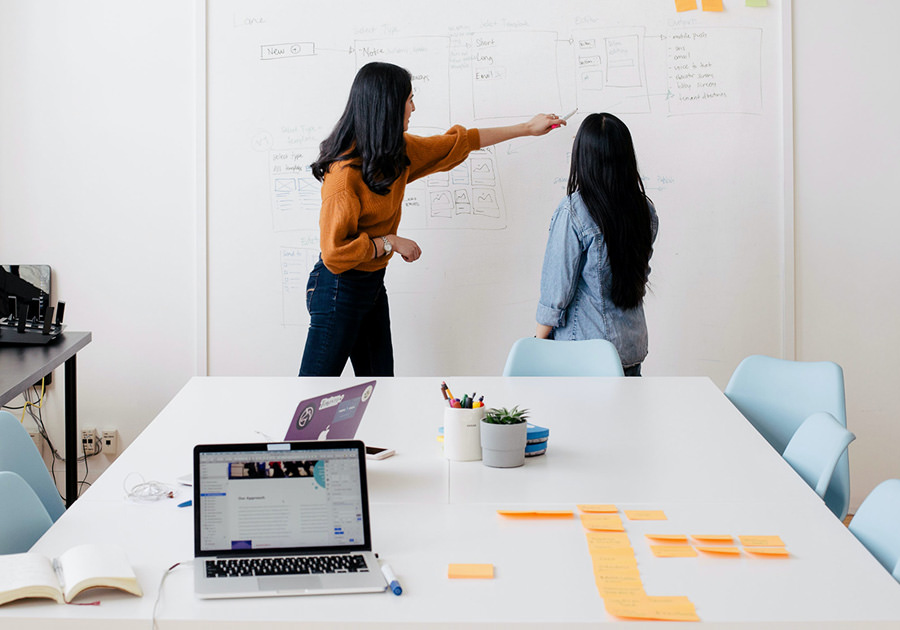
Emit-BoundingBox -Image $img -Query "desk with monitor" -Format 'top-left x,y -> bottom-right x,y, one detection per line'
3,376 -> 900,628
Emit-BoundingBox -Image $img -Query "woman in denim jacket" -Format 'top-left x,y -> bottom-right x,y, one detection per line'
535,113 -> 658,376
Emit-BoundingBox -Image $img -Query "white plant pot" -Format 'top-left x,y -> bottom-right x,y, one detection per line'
480,421 -> 527,468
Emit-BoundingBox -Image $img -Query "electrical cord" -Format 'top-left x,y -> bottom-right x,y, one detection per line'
123,472 -> 174,502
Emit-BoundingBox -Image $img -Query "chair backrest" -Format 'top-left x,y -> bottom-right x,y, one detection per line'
0,410 -> 66,521
0,471 -> 54,554
724,354 -> 850,519
782,412 -> 855,499
502,338 -> 625,377
848,479 -> 900,578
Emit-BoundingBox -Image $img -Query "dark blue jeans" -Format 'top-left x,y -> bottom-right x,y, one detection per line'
298,258 -> 394,377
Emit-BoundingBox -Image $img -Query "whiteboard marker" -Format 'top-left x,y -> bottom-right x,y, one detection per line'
551,108 -> 578,129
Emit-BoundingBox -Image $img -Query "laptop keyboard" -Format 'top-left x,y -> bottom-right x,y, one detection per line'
206,554 -> 370,578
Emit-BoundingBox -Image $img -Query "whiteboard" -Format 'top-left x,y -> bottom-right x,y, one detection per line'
206,0 -> 790,384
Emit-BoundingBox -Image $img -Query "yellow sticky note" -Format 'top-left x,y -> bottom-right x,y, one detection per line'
739,535 -> 785,547
746,0 -> 768,6
691,534 -> 734,543
585,531 -> 633,550
448,563 -> 494,579
645,534 -> 688,543
702,0 -> 724,11
592,555 -> 639,572
605,595 -> 699,622
696,545 -> 741,555
578,504 -> 618,513
624,510 -> 667,521
651,545 -> 699,558
675,0 -> 697,12
581,513 -> 625,531
745,546 -> 790,557
497,510 -> 573,519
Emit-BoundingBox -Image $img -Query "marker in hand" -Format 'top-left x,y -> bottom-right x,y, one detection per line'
551,108 -> 578,129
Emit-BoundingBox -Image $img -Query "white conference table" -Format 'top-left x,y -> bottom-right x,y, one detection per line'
3,376 -> 900,628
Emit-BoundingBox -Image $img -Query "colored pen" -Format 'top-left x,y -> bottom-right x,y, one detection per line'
381,564 -> 402,595
440,383 -> 449,400
442,381 -> 455,401
461,394 -> 468,408
551,108 -> 578,129
178,500 -> 192,508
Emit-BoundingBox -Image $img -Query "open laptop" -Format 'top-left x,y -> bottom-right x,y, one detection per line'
193,440 -> 387,598
284,381 -> 376,441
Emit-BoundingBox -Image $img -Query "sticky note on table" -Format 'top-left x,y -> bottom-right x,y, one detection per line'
624,510 -> 667,521
739,535 -> 785,547
696,545 -> 741,555
448,563 -> 494,579
605,595 -> 699,622
586,531 -> 633,550
745,546 -> 790,557
578,504 -> 618,513
581,513 -> 625,531
650,545 -> 699,558
691,534 -> 734,543
645,534 -> 689,543
496,510 -> 573,519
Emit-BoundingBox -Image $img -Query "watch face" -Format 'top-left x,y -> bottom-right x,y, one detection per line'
382,236 -> 392,252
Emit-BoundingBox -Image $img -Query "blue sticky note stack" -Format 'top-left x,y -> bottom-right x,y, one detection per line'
525,423 -> 549,457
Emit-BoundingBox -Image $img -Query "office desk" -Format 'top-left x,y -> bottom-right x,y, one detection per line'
4,376 -> 900,628
0,331 -> 91,507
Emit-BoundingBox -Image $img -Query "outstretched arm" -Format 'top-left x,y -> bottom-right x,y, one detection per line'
478,113 -> 565,149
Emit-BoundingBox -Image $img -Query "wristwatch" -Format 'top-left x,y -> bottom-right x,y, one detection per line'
381,236 -> 392,256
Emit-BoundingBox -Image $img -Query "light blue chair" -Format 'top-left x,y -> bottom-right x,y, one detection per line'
0,410 -> 66,522
848,479 -> 900,580
502,338 -> 625,377
0,471 -> 54,554
782,412 -> 855,500
724,355 -> 850,520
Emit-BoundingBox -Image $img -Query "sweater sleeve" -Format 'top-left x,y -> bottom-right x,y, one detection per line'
318,189 -> 375,274
406,126 -> 481,183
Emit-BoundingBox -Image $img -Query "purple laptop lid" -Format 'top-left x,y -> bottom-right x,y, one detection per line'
284,381 -> 376,441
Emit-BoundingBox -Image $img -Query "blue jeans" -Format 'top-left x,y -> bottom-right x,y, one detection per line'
298,258 -> 394,377
623,364 -> 642,377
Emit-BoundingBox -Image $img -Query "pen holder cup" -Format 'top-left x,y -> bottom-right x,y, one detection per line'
443,407 -> 484,461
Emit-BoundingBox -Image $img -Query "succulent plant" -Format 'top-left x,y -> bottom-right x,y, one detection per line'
482,405 -> 529,425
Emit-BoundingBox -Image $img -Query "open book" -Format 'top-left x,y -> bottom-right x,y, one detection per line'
0,543 -> 142,606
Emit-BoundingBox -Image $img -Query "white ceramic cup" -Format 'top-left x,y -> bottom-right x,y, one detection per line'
443,407 -> 484,461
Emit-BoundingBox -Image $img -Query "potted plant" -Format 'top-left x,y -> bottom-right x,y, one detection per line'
480,406 -> 529,468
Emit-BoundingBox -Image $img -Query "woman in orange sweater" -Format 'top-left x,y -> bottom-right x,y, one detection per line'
299,61 -> 564,376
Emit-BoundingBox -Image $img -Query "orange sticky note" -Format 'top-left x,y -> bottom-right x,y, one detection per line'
497,510 -> 573,519
739,535 -> 785,547
624,510 -> 667,521
702,0 -> 724,11
581,513 -> 625,531
650,545 -> 699,558
605,595 -> 699,622
745,546 -> 790,557
691,534 -> 734,543
645,534 -> 689,543
696,545 -> 741,555
578,504 -> 618,513
675,0 -> 697,12
448,563 -> 494,579
585,531 -> 632,550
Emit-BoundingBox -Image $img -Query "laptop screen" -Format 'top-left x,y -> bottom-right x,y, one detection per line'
193,441 -> 371,557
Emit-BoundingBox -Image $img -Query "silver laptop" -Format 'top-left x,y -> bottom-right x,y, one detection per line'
193,440 -> 387,598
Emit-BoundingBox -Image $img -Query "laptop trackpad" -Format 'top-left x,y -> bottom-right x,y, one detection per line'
258,576 -> 324,592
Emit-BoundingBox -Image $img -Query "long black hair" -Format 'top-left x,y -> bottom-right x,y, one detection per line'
568,113 -> 652,310
310,62 -> 412,196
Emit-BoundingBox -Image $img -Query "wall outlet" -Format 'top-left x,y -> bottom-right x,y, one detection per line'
81,428 -> 99,456
100,429 -> 118,456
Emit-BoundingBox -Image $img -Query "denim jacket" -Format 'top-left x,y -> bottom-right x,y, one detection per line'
536,192 -> 658,368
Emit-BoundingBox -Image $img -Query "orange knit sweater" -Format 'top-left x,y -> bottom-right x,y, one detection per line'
318,125 -> 481,274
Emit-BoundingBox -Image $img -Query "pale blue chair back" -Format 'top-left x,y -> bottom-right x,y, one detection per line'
724,355 -> 850,520
503,338 -> 625,377
782,412 -> 855,499
848,479 -> 900,579
0,471 -> 54,554
0,410 -> 66,522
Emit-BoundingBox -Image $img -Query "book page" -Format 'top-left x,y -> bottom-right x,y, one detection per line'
56,544 -> 142,602
0,553 -> 64,606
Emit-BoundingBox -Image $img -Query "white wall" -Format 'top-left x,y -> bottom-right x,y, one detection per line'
0,0 -> 200,490
792,0 -> 900,509
0,0 -> 897,511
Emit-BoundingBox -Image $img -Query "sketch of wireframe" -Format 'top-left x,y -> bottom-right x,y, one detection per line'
429,191 -> 454,218
470,159 -> 495,186
575,28 -> 649,114
275,178 -> 297,192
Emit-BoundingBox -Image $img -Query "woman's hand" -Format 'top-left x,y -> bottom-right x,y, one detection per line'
524,113 -> 564,136
389,235 -> 422,263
